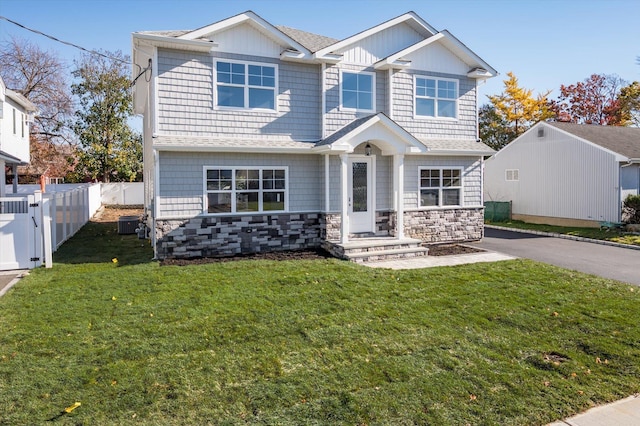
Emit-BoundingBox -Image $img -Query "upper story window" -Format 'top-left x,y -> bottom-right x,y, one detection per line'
419,168 -> 463,207
12,109 -> 16,134
341,71 -> 375,112
215,60 -> 277,111
415,76 -> 458,119
205,167 -> 287,214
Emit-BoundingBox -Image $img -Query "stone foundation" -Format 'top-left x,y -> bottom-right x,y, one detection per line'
404,208 -> 484,243
155,208 -> 484,259
156,213 -> 322,259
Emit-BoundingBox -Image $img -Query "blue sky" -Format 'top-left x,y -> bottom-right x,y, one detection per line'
1,0 -> 639,103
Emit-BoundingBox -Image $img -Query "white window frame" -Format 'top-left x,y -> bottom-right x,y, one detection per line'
413,75 -> 458,120
505,169 -> 519,181
339,70 -> 376,112
213,59 -> 278,112
418,167 -> 464,208
203,166 -> 289,214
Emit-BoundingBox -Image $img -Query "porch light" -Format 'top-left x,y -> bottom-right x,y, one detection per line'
365,143 -> 372,156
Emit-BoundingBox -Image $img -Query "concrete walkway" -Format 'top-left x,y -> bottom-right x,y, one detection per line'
547,394 -> 640,426
363,248 -> 516,269
0,270 -> 27,297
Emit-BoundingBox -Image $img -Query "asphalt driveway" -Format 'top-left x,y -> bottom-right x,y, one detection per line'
472,227 -> 640,286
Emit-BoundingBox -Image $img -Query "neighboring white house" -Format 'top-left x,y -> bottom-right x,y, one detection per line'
0,76 -> 37,197
484,121 -> 640,227
132,10 -> 497,261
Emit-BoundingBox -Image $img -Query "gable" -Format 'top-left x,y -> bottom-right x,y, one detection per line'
208,22 -> 287,58
337,22 -> 425,65
404,41 -> 470,75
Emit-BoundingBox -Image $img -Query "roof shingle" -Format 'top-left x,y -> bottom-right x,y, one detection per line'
549,122 -> 640,159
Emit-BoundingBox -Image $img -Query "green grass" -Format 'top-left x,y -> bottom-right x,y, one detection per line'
487,220 -> 640,247
1,222 -> 640,425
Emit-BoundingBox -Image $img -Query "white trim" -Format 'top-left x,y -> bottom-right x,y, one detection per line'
347,155 -> 376,234
177,11 -> 311,57
388,68 -> 393,119
339,69 -> 376,113
132,33 -> 216,52
324,154 -> 330,212
213,58 -> 279,113
394,154 -> 405,239
313,12 -> 437,61
418,167 -> 464,208
152,47 -> 159,136
203,166 -> 289,215
374,33 -> 444,70
321,63 -> 326,138
340,154 -> 349,243
413,75 -> 459,120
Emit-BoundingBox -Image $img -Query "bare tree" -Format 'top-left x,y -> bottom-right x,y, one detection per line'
0,37 -> 74,144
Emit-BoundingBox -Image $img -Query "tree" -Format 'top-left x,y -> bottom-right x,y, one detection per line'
555,74 -> 628,125
0,37 -> 74,144
478,104 -> 514,150
618,81 -> 640,127
482,72 -> 554,148
71,51 -> 142,182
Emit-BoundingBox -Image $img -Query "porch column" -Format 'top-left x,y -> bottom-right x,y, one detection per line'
393,154 -> 405,239
340,153 -> 349,244
0,159 -> 5,197
324,154 -> 330,211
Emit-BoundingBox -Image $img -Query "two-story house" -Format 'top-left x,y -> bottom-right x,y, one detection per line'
132,11 -> 497,261
0,76 -> 36,197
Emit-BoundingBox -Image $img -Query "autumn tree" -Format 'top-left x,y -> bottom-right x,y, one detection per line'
0,37 -> 76,180
481,72 -> 554,149
555,74 -> 628,125
71,51 -> 142,182
618,81 -> 640,127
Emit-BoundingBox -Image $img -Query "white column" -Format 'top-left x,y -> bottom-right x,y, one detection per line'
393,154 -> 405,239
340,153 -> 349,244
324,154 -> 330,212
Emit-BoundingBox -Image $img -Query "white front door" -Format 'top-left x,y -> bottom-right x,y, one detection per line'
348,156 -> 375,234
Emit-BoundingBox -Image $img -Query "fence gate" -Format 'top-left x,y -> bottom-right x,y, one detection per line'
0,194 -> 43,270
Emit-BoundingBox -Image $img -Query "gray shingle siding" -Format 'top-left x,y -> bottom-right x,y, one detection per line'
403,156 -> 482,209
156,49 -> 321,140
157,151 -> 322,218
392,70 -> 477,139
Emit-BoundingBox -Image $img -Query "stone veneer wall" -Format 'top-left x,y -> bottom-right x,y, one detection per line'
156,213 -> 322,259
404,208 -> 484,243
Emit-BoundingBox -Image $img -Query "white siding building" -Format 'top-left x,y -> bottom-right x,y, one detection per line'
484,122 -> 640,227
0,76 -> 37,197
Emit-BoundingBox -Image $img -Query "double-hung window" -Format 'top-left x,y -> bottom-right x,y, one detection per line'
205,167 -> 287,214
341,71 -> 375,112
415,76 -> 458,119
419,168 -> 463,207
215,60 -> 277,110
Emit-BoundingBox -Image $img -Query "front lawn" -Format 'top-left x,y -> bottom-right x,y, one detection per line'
1,223 -> 639,425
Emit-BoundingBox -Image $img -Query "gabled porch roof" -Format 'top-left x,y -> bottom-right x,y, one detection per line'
313,113 -> 428,155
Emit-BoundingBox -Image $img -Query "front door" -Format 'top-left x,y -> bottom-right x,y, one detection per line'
348,156 -> 374,234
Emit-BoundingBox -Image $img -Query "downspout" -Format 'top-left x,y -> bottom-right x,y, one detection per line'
153,147 -> 159,259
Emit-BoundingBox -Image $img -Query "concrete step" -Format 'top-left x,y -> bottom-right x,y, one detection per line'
347,247 -> 429,263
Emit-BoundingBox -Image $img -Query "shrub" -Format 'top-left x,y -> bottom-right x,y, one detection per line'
623,194 -> 640,224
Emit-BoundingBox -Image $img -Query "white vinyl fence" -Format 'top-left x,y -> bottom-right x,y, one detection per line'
1,182 -> 143,271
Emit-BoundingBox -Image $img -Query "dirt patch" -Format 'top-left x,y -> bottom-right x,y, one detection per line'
92,206 -> 144,223
161,248 -> 333,266
427,244 -> 484,256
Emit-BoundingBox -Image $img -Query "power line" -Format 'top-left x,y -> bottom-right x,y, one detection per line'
0,15 -> 129,64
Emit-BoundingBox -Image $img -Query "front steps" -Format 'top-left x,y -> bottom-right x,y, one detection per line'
322,237 -> 428,263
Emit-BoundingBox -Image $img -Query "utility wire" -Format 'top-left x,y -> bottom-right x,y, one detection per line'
0,15 -> 129,64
